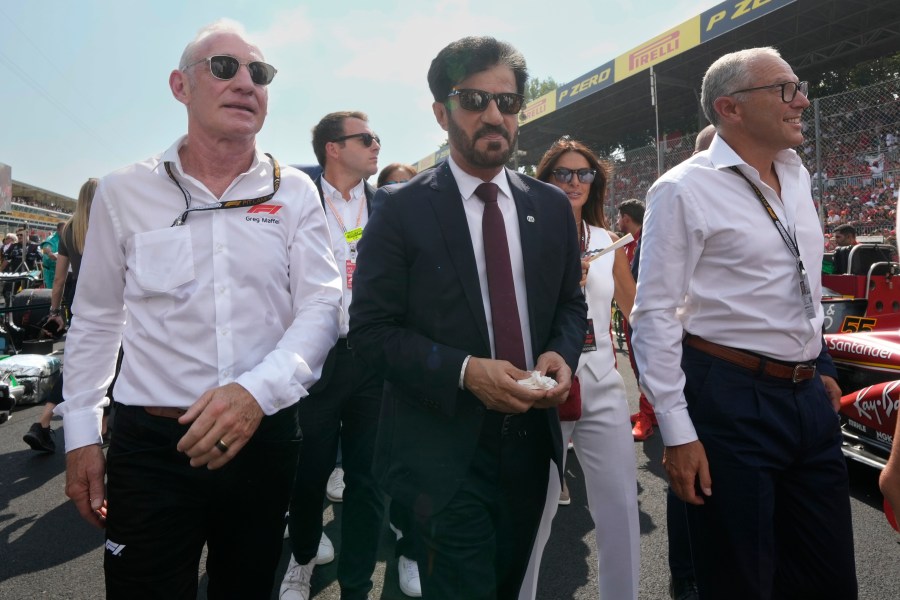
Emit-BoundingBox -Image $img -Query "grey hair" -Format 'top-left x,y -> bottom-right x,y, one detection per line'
700,47 -> 782,126
178,19 -> 258,71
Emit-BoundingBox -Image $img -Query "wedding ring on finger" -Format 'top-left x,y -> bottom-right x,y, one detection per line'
215,439 -> 230,453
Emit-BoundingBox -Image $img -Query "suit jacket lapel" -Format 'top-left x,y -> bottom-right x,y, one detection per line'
429,162 -> 491,352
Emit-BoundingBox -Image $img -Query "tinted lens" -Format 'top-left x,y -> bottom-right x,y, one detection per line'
454,90 -> 523,114
576,169 -> 597,183
495,93 -> 524,114
248,61 -> 276,85
334,133 -> 380,147
457,90 -> 489,111
206,56 -> 275,85
209,56 -> 240,80
552,168 -> 596,184
552,169 -> 574,184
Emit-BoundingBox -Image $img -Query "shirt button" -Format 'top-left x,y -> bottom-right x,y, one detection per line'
221,369 -> 230,378
220,327 -> 229,336
215,244 -> 224,253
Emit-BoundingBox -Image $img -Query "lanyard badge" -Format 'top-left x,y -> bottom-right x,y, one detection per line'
729,166 -> 816,320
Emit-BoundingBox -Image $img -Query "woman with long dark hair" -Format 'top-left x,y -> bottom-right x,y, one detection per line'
520,137 -> 640,600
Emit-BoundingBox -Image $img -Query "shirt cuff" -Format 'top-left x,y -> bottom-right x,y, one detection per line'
459,355 -> 472,390
655,406 -> 699,447
56,402 -> 107,452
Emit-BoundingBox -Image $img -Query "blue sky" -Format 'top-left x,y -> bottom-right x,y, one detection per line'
0,0 -> 714,198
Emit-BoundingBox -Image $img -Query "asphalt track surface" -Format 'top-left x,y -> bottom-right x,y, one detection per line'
1,349 -> 898,599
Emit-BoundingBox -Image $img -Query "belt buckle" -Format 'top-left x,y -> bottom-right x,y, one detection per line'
792,364 -> 816,383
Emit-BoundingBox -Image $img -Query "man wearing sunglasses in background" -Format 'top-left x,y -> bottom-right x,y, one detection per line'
280,111 -> 385,600
349,36 -> 586,599
632,47 -> 857,599
57,20 -> 342,599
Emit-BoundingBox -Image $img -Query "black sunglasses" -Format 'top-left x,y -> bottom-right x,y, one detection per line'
332,132 -> 381,147
447,89 -> 525,115
728,80 -> 808,103
552,168 -> 597,184
183,55 -> 277,86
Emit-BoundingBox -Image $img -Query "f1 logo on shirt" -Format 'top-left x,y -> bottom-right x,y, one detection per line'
247,204 -> 283,214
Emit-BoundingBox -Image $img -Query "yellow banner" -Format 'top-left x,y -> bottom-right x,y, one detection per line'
614,17 -> 700,82
518,90 -> 557,126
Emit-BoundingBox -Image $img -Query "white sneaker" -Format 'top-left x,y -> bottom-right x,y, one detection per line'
326,467 -> 345,502
398,555 -> 422,597
279,555 -> 314,600
316,532 -> 335,565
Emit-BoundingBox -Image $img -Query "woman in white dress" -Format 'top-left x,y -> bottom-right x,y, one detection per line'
519,137 -> 640,600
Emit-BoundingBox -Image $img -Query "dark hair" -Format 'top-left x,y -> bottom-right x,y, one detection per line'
311,111 -> 368,167
427,36 -> 527,102
618,198 -> 645,225
535,137 -> 611,228
377,163 -> 418,188
834,224 -> 856,236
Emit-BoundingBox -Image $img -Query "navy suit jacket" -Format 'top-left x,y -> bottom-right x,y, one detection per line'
308,171 -> 375,392
348,161 -> 586,514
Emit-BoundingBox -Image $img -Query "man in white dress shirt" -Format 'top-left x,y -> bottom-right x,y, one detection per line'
632,47 -> 857,599
57,19 -> 341,598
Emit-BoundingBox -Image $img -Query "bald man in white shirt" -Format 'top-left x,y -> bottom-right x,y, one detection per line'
57,20 -> 341,599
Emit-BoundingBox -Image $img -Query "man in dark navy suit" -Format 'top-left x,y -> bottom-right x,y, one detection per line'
349,37 -> 586,600
281,112 -> 384,600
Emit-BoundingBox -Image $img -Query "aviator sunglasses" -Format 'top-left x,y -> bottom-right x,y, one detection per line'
447,89 -> 525,115
183,55 -> 277,86
552,167 -> 597,184
331,132 -> 381,147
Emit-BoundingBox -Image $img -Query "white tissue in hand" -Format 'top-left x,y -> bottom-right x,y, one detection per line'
517,371 -> 558,390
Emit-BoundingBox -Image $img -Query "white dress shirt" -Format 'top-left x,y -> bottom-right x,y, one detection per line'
448,156 -> 535,369
320,176 -> 368,337
58,137 -> 343,451
631,135 -> 825,446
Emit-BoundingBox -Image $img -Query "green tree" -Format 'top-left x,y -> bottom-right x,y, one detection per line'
807,51 -> 900,96
525,76 -> 558,102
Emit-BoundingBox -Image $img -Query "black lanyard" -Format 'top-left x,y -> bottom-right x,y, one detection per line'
164,153 -> 281,227
729,165 -> 816,319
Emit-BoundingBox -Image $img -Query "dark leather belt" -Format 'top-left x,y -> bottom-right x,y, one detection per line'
684,334 -> 816,383
143,406 -> 187,419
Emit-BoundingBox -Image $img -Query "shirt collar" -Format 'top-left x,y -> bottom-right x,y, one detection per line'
447,156 -> 514,202
155,134 -> 264,179
320,175 -> 365,202
706,133 -> 803,175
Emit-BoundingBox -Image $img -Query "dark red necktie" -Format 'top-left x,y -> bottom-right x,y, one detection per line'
475,182 -> 527,369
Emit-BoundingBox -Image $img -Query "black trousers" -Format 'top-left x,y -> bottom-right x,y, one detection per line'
390,498 -> 421,559
104,402 -> 301,600
288,341 -> 385,599
681,344 -> 857,600
413,410 -> 552,600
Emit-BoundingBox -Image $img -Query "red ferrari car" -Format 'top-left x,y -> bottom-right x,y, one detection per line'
822,243 -> 898,470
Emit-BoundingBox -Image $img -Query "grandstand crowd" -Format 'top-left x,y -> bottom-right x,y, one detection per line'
607,78 -> 900,250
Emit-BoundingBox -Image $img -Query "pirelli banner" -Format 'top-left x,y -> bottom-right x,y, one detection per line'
701,0 -> 796,43
524,0 -> 797,121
